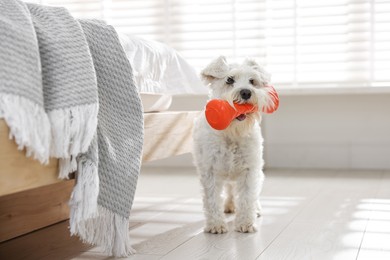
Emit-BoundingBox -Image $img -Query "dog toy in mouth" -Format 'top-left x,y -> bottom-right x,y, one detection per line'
262,85 -> 279,114
205,85 -> 279,130
205,100 -> 258,130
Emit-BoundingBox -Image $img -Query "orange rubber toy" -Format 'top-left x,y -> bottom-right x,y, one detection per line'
205,85 -> 279,130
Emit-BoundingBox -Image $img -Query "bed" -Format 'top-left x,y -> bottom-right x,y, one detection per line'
0,25 -> 203,253
0,108 -> 200,243
119,33 -> 205,161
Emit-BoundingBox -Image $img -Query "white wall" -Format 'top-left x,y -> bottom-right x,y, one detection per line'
144,91 -> 390,170
264,92 -> 390,170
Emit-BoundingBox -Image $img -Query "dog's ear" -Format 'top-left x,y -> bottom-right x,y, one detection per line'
244,58 -> 262,71
200,56 -> 229,84
244,58 -> 271,84
244,58 -> 259,67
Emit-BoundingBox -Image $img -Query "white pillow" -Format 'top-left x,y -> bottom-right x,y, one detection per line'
119,34 -> 205,94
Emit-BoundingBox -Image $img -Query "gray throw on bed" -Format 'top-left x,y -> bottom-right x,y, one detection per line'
0,0 -> 144,256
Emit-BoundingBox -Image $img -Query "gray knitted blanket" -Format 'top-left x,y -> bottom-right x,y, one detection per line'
0,0 -> 143,256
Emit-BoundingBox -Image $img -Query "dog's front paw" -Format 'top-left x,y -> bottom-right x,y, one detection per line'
204,221 -> 228,234
235,222 -> 257,233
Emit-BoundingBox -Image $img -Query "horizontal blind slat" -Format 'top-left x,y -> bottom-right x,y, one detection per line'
22,0 -> 390,87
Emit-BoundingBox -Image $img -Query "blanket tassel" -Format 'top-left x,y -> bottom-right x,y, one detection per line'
0,94 -> 50,164
69,157 -> 136,257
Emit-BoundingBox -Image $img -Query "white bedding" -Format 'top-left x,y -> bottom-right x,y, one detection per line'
119,34 -> 205,95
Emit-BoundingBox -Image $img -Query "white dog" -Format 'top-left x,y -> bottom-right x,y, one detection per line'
192,56 -> 273,234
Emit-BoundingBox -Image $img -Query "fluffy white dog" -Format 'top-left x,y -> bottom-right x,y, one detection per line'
192,56 -> 273,234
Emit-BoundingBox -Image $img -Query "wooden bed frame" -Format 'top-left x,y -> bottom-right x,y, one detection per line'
0,111 -> 200,242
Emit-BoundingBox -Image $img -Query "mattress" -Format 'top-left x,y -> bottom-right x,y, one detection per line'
140,93 -> 172,112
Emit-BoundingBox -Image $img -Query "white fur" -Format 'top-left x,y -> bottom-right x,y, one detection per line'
192,56 -> 272,234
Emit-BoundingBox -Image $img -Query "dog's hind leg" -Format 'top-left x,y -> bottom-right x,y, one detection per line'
256,170 -> 265,217
200,171 -> 228,234
256,199 -> 262,217
224,182 -> 235,214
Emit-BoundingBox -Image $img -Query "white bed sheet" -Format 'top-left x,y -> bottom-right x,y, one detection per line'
119,34 -> 205,95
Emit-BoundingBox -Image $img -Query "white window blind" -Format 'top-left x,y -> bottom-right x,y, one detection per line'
27,0 -> 390,88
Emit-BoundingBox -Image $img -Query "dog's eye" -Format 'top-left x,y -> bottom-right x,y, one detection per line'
226,77 -> 235,85
249,79 -> 255,85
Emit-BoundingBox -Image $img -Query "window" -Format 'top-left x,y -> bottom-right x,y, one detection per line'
26,0 -> 390,88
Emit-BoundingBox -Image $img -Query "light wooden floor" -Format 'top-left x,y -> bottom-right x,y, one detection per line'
1,168 -> 390,260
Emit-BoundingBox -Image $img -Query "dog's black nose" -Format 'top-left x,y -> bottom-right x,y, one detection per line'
240,89 -> 252,100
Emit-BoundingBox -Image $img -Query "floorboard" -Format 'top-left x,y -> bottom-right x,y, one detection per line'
356,171 -> 390,260
1,168 -> 389,260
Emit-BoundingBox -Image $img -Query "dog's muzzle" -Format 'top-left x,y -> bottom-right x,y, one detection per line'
240,89 -> 251,100
235,89 -> 254,121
